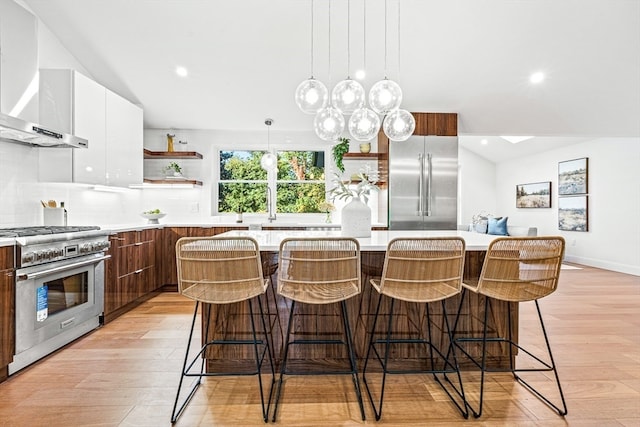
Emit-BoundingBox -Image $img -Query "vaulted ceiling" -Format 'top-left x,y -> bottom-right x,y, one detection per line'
23,0 -> 640,162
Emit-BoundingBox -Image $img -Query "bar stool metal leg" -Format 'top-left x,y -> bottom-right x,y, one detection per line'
363,293 -> 469,420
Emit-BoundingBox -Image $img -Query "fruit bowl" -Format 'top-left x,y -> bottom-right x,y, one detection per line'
140,212 -> 166,224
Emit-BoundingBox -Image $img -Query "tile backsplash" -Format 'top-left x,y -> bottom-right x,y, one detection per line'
0,142 -> 207,227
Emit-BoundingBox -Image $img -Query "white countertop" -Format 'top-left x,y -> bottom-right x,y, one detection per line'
0,238 -> 15,248
216,229 -> 497,251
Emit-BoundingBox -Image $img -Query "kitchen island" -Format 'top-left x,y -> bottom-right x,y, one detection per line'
198,230 -> 516,371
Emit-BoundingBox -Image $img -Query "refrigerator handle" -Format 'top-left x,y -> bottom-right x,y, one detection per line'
426,153 -> 433,216
418,153 -> 424,216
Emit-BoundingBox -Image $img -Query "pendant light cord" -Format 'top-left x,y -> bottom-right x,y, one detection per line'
328,0 -> 331,83
397,0 -> 401,82
384,0 -> 388,79
310,0 -> 314,79
363,0 -> 366,73
347,0 -> 351,79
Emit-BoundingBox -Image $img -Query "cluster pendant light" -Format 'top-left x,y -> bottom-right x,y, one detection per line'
295,0 -> 415,143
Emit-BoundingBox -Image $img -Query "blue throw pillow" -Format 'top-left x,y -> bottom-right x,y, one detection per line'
488,216 -> 509,235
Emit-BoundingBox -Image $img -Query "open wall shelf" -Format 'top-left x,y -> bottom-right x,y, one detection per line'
143,149 -> 203,159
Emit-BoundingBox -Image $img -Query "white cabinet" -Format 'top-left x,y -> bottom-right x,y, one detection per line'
106,89 -> 143,186
38,69 -> 142,186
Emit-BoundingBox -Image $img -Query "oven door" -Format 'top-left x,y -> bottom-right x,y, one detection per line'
11,254 -> 108,373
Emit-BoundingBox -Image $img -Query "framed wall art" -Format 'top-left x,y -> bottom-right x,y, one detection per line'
516,181 -> 552,208
558,195 -> 588,231
558,157 -> 588,195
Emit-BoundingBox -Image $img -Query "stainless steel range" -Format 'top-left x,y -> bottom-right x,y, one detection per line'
2,226 -> 110,374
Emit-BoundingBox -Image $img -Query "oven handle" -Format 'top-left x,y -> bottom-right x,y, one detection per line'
17,255 -> 111,281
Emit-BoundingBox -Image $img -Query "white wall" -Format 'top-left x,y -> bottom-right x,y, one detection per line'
495,137 -> 640,275
458,147 -> 496,227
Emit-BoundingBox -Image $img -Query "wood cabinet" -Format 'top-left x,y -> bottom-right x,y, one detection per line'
0,246 -> 15,382
103,226 -> 247,323
104,229 -> 158,321
412,112 -> 458,136
161,227 -> 246,285
38,69 -> 143,187
142,149 -> 203,186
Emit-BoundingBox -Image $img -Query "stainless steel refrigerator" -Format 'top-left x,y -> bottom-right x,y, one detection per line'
388,136 -> 458,230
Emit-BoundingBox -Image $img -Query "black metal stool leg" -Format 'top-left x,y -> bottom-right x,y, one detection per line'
271,299 -> 296,422
512,300 -> 568,416
248,298 -> 276,422
171,301 -> 206,424
340,300 -> 366,421
362,290 -> 384,419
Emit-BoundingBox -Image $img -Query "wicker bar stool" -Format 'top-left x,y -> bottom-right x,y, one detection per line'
272,237 -> 366,422
452,236 -> 567,417
362,237 -> 469,420
170,236 -> 276,424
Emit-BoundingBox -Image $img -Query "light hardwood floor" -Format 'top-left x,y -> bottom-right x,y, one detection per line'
0,264 -> 638,426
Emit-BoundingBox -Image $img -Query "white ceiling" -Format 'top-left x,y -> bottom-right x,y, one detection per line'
23,0 -> 640,163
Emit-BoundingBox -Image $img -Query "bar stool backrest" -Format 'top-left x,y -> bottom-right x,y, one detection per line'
477,236 -> 565,302
378,237 -> 466,303
278,237 -> 361,304
176,236 -> 266,304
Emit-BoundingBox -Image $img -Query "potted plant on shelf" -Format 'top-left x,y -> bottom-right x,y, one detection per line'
332,137 -> 350,173
164,162 -> 183,177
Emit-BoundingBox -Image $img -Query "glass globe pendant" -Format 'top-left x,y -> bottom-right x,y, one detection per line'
294,78 -> 329,114
331,78 -> 365,115
261,118 -> 277,170
369,78 -> 403,115
260,152 -> 277,170
314,107 -> 345,141
348,108 -> 381,141
383,109 -> 415,141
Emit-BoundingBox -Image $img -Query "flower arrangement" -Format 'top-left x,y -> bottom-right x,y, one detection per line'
318,201 -> 335,223
328,165 -> 379,204
318,201 -> 335,213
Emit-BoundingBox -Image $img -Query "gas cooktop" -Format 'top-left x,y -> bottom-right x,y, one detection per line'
0,225 -> 101,238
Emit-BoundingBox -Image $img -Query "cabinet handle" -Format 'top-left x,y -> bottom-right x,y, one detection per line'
135,242 -> 144,246
5,271 -> 13,278
134,269 -> 143,274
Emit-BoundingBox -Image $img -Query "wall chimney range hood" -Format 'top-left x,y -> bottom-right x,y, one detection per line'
0,112 -> 88,148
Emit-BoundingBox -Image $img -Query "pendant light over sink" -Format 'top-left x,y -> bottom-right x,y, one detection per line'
260,118 -> 277,171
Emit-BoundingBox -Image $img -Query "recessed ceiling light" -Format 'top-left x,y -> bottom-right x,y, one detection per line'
529,72 -> 544,84
176,66 -> 188,77
480,139 -> 488,145
500,135 -> 534,144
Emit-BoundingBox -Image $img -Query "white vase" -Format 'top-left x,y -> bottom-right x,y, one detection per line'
341,198 -> 371,237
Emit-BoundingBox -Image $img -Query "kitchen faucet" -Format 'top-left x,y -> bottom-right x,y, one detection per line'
266,186 -> 277,222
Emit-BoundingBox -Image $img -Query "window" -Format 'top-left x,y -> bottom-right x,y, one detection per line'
218,150 -> 325,214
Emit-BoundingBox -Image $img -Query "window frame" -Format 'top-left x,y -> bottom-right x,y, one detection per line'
215,147 -> 329,216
